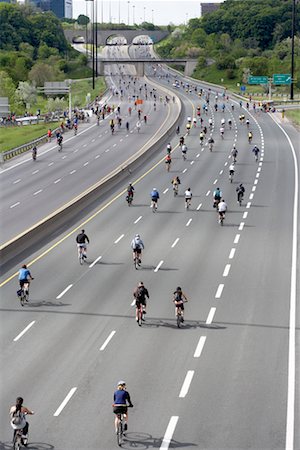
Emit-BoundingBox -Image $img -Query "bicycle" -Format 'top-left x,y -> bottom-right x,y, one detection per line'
114,406 -> 132,446
237,192 -> 243,206
133,251 -> 141,269
219,212 -> 225,226
13,428 -> 28,450
126,194 -> 133,206
176,306 -> 184,328
18,282 -> 30,307
229,172 -> 234,183
136,302 -> 145,326
78,244 -> 87,265
173,184 -> 179,197
209,142 -> 213,152
185,198 -> 191,210
151,200 -> 158,212
57,140 -> 63,152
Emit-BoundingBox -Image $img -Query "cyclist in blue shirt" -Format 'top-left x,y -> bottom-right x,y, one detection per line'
113,381 -> 133,432
150,188 -> 160,209
18,265 -> 34,288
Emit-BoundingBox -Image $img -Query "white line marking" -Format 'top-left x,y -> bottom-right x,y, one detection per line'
113,143 -> 117,147
92,139 -> 95,142
10,202 -> 20,209
134,216 -> 142,224
83,144 -> 87,147
56,284 -> 73,299
48,162 -> 54,166
74,149 -> 78,153
254,179 -> 258,185
252,186 -> 256,192
95,154 -> 100,159
33,189 -> 42,195
182,168 -> 187,173
131,299 -> 136,306
13,321 -> 35,342
32,170 -> 39,175
99,331 -> 116,351
62,155 -> 67,160
258,167 -> 261,172
224,161 -> 228,166
229,248 -> 236,259
84,162 -> 89,166
13,179 -> 21,184
186,218 -> 192,227
70,170 -> 76,175
246,202 -> 251,208
105,148 -> 110,152
89,256 -> 102,268
249,193 -> 254,200
54,178 -> 61,184
243,212 -> 248,219
190,160 -> 194,165
206,307 -> 216,324
259,162 -> 263,167
160,416 -> 179,450
223,264 -> 231,277
120,138 -> 123,142
114,234 -> 124,244
154,260 -> 164,272
219,170 -> 223,175
194,336 -> 206,358
196,203 -> 202,211
256,172 -> 260,178
196,153 -> 200,157
234,234 -> 240,244
215,284 -> 224,298
239,222 -> 245,231
171,238 -> 179,248
163,188 -> 169,194
98,134 -> 102,138
213,179 -> 218,185
179,371 -> 194,398
206,190 -> 210,196
53,387 -> 77,417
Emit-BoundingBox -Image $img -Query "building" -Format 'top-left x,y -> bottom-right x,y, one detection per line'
200,2 -> 220,16
29,0 -> 72,19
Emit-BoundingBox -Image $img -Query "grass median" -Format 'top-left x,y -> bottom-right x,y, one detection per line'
0,122 -> 60,153
285,109 -> 300,128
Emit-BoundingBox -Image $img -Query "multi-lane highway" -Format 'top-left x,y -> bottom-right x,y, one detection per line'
0,45 -> 299,450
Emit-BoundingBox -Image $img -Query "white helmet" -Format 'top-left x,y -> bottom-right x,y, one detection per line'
153,187 -> 157,191
135,234 -> 140,238
117,380 -> 126,386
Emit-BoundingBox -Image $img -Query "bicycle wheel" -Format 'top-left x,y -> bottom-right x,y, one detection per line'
20,292 -> 25,307
177,314 -> 181,328
134,256 -> 138,270
13,434 -> 21,450
117,418 -> 123,446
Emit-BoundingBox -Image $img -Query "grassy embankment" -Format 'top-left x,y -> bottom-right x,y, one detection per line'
285,109 -> 300,127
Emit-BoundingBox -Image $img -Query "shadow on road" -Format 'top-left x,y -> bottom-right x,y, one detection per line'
121,432 -> 197,449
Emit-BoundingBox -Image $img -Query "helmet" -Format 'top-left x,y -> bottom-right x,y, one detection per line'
240,184 -> 243,187
138,282 -> 144,287
135,234 -> 140,238
152,188 -> 156,191
167,143 -> 171,148
22,264 -> 27,269
81,229 -> 85,233
176,286 -> 182,291
117,381 -> 126,386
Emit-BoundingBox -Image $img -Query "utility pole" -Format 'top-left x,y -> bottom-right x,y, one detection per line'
127,1 -> 130,25
290,0 -> 296,100
92,0 -> 95,89
95,0 -> 98,78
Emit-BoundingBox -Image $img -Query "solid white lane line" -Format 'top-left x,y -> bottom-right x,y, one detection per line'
194,336 -> 206,358
219,169 -> 223,175
206,307 -> 216,324
239,222 -> 245,231
134,216 -> 142,224
56,284 -> 73,299
247,202 -> 251,208
154,260 -> 164,272
89,256 -> 102,268
163,188 -> 169,194
223,264 -> 231,277
206,190 -> 210,196
160,416 -> 179,450
234,234 -> 240,244
179,370 -> 194,398
229,248 -> 236,259
186,218 -> 192,227
243,212 -> 248,219
215,284 -> 224,298
95,154 -> 100,159
171,238 -> 179,248
32,170 -> 39,175
213,179 -> 218,185
13,179 -> 21,184
196,203 -> 202,211
99,331 -> 116,351
33,189 -> 42,196
53,387 -> 77,417
114,234 -> 124,244
182,168 -> 187,173
249,193 -> 254,200
48,162 -> 54,166
10,202 -> 20,208
54,178 -> 61,184
84,162 -> 89,166
13,321 -> 35,342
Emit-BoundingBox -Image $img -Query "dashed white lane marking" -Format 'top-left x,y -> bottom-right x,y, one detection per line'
92,139 -> 95,142
182,168 -> 187,173
131,299 -> 136,306
179,370 -> 194,398
196,153 -> 200,158
113,143 -> 117,147
84,162 -> 89,166
13,179 -> 21,184
98,134 -> 102,138
213,179 -> 218,185
258,167 -> 261,172
56,284 -> 73,299
70,170 -> 76,175
194,336 -> 206,358
134,216 -> 142,224
196,203 -> 202,211
83,144 -> 87,147
105,149 -> 110,152
224,161 -> 228,166
62,155 -> 67,160
206,307 -> 216,324
10,202 -> 20,208
53,387 -> 77,417
215,284 -> 224,298
13,321 -> 35,342
99,331 -> 116,351
120,138 -> 123,142
223,264 -> 231,277
171,238 -> 180,248
160,416 -> 179,450
206,190 -> 210,196
48,162 -> 54,166
219,170 -> 223,175
234,234 -> 240,244
32,170 -> 39,175
228,155 -> 231,159
243,212 -> 248,219
33,189 -> 42,196
254,179 -> 258,185
246,202 -> 251,208
239,222 -> 245,231
229,248 -> 236,259
190,161 -> 194,165
89,255 -> 102,268
114,234 -> 124,244
249,193 -> 254,200
256,173 -> 260,178
95,154 -> 100,159
259,162 -> 263,167
163,188 -> 169,194
54,178 -> 61,184
186,218 -> 192,227
154,260 -> 164,272
74,149 -> 78,153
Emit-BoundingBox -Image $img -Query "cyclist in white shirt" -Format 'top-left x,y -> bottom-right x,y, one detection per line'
184,188 -> 192,208
218,199 -> 227,221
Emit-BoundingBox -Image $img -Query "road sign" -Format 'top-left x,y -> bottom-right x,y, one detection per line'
240,85 -> 246,91
273,74 -> 291,85
248,76 -> 268,85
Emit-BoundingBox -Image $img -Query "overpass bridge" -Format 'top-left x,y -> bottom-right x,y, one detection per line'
64,29 -> 169,45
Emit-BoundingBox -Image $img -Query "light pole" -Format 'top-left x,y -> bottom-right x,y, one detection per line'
290,0 -> 296,100
132,5 -> 135,24
143,6 -> 146,22
109,0 -> 112,23
127,1 -> 130,25
118,0 -> 120,24
151,9 -> 154,24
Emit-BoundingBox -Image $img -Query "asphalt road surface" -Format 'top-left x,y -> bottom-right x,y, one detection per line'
0,48 -> 299,450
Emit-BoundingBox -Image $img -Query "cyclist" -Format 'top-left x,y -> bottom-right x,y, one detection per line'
57,134 -> 63,149
47,128 -> 52,142
131,234 -> 144,266
179,136 -> 184,147
248,131 -> 253,143
150,187 -> 159,209
187,116 -> 192,124
213,187 -> 222,209
236,183 -> 245,204
218,199 -> 227,223
166,143 -> 172,154
184,188 -> 192,209
125,121 -> 129,132
220,126 -> 225,139
173,287 -> 188,322
246,119 -> 250,128
10,396 -> 34,447
113,382 -> 133,433
221,118 -> 225,126
76,229 -> 90,260
171,176 -> 181,195
133,281 -> 149,324
186,122 -> 191,134
110,119 -> 115,134
208,137 -> 214,151
199,131 -> 204,144
165,154 -> 171,171
181,143 -> 187,160
32,146 -> 37,161
193,117 -> 197,127
126,183 -> 134,204
252,145 -> 260,161
231,145 -> 238,163
136,120 -> 141,133
208,118 -> 213,129
228,118 -> 232,129
229,163 -> 235,182
176,125 -> 180,135
18,265 -> 34,294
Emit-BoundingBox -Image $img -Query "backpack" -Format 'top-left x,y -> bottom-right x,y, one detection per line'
133,239 -> 141,250
11,410 -> 22,426
136,286 -> 145,300
174,291 -> 182,302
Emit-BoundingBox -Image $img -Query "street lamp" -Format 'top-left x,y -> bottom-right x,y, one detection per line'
151,9 -> 154,24
143,6 -> 146,22
290,0 -> 297,100
132,5 -> 135,24
127,1 -> 130,25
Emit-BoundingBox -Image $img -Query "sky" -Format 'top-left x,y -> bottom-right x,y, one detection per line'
72,0 -> 224,26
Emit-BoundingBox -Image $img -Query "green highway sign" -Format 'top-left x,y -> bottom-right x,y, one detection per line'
248,76 -> 268,85
273,74 -> 292,85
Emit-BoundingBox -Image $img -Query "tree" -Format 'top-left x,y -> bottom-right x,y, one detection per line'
77,14 -> 89,26
15,81 -> 37,108
28,62 -> 56,86
37,42 -> 59,60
